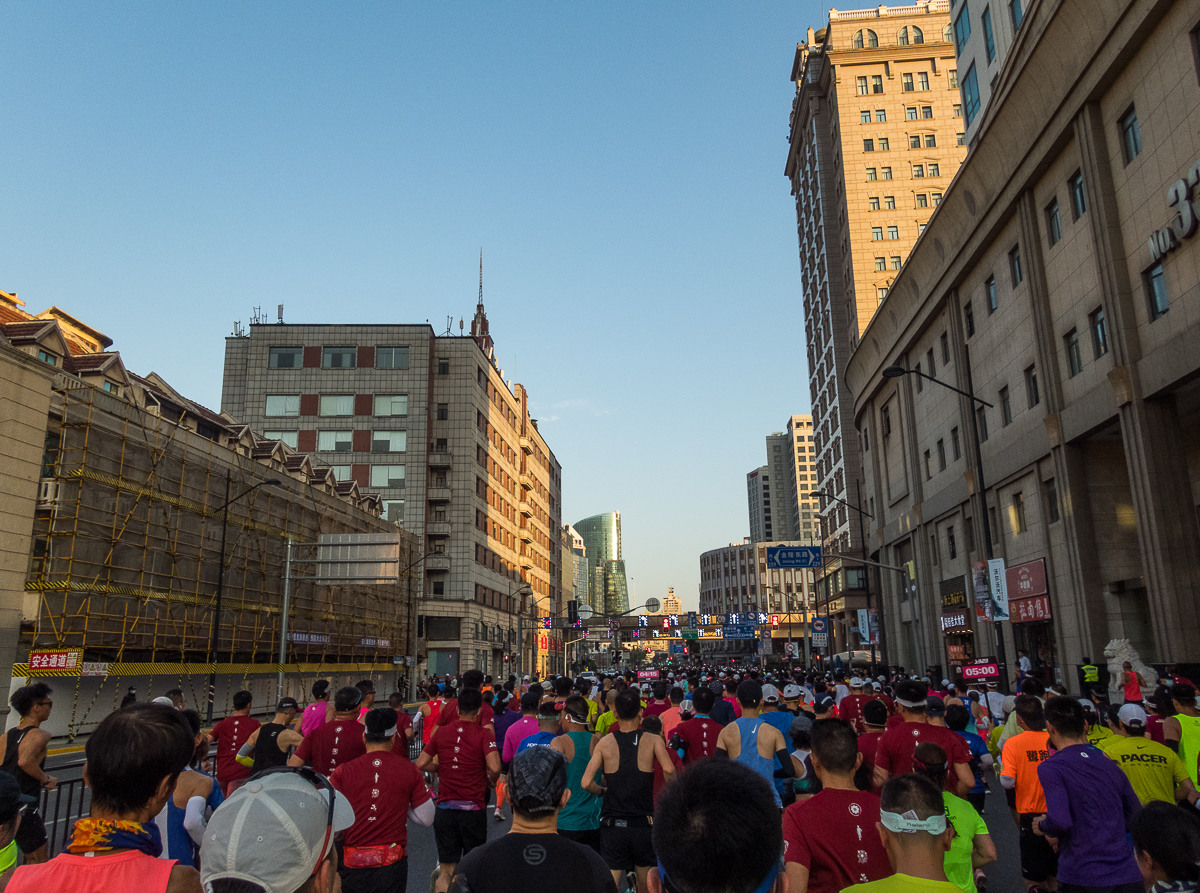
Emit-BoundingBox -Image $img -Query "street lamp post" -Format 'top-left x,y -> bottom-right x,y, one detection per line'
883,353 -> 1009,690
812,488 -> 880,671
206,472 -> 282,723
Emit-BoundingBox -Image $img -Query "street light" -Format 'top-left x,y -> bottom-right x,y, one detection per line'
882,356 -> 1009,690
206,473 -> 283,722
812,488 -> 881,671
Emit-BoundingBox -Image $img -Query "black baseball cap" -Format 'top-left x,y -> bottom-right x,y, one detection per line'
863,699 -> 889,727
814,695 -> 835,713
925,696 -> 946,717
277,697 -> 300,712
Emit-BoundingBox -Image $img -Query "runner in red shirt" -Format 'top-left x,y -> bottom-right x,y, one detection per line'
386,692 -> 415,758
434,669 -> 496,733
415,688 -> 500,893
289,686 -> 365,776
873,679 -> 973,795
643,681 -> 672,719
208,690 -> 260,796
641,715 -> 683,806
836,677 -> 873,733
670,687 -> 723,766
330,707 -> 435,891
784,720 -> 891,893
856,699 -> 889,794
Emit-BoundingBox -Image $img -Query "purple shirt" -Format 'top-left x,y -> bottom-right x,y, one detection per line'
1037,743 -> 1142,886
502,716 -> 540,762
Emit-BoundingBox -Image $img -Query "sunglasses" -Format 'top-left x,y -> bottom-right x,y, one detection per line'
248,765 -> 336,877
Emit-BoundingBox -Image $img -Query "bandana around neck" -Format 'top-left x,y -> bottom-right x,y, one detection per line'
68,818 -> 164,857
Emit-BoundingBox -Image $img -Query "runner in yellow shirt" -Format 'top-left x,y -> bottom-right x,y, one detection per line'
1102,704 -> 1200,806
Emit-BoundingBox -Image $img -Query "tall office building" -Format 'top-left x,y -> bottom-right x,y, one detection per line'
221,297 -> 563,678
952,0 -> 1029,147
662,588 -> 682,615
573,512 -> 629,615
746,466 -> 772,543
785,4 -> 964,615
748,416 -> 819,544
785,415 -> 820,541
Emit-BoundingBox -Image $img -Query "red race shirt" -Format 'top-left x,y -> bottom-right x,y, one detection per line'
837,696 -> 873,734
643,700 -> 671,718
423,720 -> 497,809
210,715 -> 261,785
875,720 -> 971,791
295,718 -> 366,776
783,788 -> 891,892
674,717 -> 722,766
331,750 -> 430,849
652,744 -> 683,805
437,700 -> 494,729
857,731 -> 884,792
389,712 -> 414,758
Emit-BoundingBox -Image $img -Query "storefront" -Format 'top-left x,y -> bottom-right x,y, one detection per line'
939,577 -> 975,675
1008,558 -> 1057,685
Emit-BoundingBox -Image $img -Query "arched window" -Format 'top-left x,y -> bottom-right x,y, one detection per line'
912,26 -> 924,44
854,29 -> 865,48
943,23 -> 954,42
898,27 -> 909,45
867,30 -> 879,47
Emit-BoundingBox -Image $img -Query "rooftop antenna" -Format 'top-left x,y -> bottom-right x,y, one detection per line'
277,304 -> 284,324
459,318 -> 464,333
478,248 -> 484,307
444,315 -> 454,336
250,306 -> 265,325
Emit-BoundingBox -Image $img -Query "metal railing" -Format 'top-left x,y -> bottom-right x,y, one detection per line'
39,759 -> 89,857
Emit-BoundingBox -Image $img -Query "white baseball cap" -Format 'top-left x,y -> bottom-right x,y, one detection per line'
849,676 -> 864,687
761,684 -> 781,704
782,684 -> 803,700
1118,703 -> 1148,727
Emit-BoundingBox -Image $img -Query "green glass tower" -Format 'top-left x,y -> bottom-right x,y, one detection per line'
573,512 -> 629,616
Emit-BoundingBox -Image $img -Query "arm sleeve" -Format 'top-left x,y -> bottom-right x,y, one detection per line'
236,742 -> 254,767
773,749 -> 795,779
408,798 -> 436,826
183,796 -> 208,846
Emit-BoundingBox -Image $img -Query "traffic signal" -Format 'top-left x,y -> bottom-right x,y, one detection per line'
771,615 -> 780,628
503,652 -> 510,662
662,618 -> 670,630
567,600 -> 579,624
542,616 -> 552,629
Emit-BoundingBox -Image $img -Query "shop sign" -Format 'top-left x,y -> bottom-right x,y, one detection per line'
1011,594 -> 1052,624
941,611 -> 971,634
1006,559 -> 1047,599
962,659 -> 1000,681
1148,161 -> 1200,263
947,643 -> 967,661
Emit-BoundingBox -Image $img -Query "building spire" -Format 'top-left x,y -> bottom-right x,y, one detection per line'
478,248 -> 484,308
470,249 -> 494,356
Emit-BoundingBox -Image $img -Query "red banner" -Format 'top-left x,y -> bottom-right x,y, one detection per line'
1011,594 -> 1052,623
1006,559 -> 1047,599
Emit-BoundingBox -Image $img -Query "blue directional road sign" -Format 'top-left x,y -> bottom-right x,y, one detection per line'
766,546 -> 823,569
687,611 -> 697,630
723,622 -> 758,640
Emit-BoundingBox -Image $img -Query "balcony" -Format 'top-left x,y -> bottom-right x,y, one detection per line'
425,554 -> 451,572
519,436 -> 532,454
428,487 -> 452,502
426,521 -> 451,536
519,472 -> 532,489
429,449 -> 452,469
519,553 -> 534,569
519,525 -> 533,543
519,501 -> 533,517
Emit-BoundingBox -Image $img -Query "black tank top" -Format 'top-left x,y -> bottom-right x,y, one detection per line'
1,727 -> 42,797
602,729 -> 654,819
252,723 -> 290,772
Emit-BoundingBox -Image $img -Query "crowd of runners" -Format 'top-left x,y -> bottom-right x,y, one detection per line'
0,663 -> 1199,893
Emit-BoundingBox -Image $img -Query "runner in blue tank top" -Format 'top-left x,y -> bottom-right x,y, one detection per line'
714,679 -> 793,807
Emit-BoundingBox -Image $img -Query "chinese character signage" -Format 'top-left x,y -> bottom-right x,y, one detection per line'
940,611 -> 971,634
1006,559 -> 1048,599
1011,594 -> 1052,623
27,650 -> 82,673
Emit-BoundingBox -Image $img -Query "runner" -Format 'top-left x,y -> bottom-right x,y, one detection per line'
638,716 -> 683,806
301,679 -> 333,735
516,702 -> 562,754
643,683 -> 671,719
206,689 -> 259,797
1121,661 -> 1146,705
1000,694 -> 1057,892
0,684 -> 54,865
502,692 -> 542,761
837,677 -> 873,733
1102,703 -> 1199,806
491,690 -> 520,822
945,703 -> 992,815
289,685 -> 366,776
331,707 -> 435,893
659,687 -> 684,738
153,709 -> 223,870
911,742 -> 994,893
237,698 -> 302,773
669,687 -> 722,766
582,689 -> 677,893
552,695 -> 602,854
387,691 -> 416,757
714,680 -> 793,807
1130,801 -> 1200,889
782,719 -> 891,893
856,700 -> 888,794
436,670 -> 497,732
0,773 -> 32,888
873,679 -> 972,795
985,681 -> 1006,726
1165,683 -> 1200,785
356,679 -> 377,723
595,690 -> 621,736
420,684 -> 446,746
415,688 -> 501,893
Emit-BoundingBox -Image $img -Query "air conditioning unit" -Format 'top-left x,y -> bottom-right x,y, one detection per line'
36,478 -> 59,510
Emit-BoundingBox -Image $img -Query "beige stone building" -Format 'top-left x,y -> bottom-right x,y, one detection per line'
846,0 -> 1200,682
786,1 -> 966,638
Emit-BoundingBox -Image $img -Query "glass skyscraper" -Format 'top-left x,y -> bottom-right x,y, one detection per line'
574,512 -> 629,616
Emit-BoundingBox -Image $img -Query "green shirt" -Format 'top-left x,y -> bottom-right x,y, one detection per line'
1101,734 -> 1188,805
1086,723 -> 1114,748
842,873 -> 962,893
1178,713 -> 1200,786
943,792 -> 988,893
595,711 -> 618,736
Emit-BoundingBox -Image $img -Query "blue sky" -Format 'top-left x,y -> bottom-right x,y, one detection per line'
1,2 -> 824,611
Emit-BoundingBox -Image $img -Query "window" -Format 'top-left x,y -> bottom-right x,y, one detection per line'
899,26 -> 911,45
941,331 -> 950,364
1009,245 -> 1023,286
854,30 -> 865,48
1025,364 -> 1040,408
36,350 -> 56,366
882,167 -> 893,179
906,107 -> 918,121
985,276 -> 998,313
875,256 -> 887,271
925,134 -> 937,148
317,430 -> 353,452
890,256 -> 902,269
374,394 -> 408,416
372,431 -> 407,453
854,29 -> 879,48
922,105 -> 933,118
957,133 -> 966,146
964,301 -> 975,336
947,527 -> 957,559
937,439 -> 947,471
962,65 -> 981,124
437,358 -> 449,375
954,8 -> 971,52
1047,199 -> 1063,245
918,72 -> 930,90
929,163 -> 940,176
1146,262 -> 1169,318
909,134 -> 921,149
913,26 -> 924,43
269,346 -> 302,368
322,346 -> 356,369
976,406 -> 989,441
1065,329 -> 1083,376
864,139 -> 875,152
857,76 -> 869,95
930,533 -> 939,565
918,222 -> 928,235
1010,492 -> 1026,534
949,69 -> 959,89
370,464 -> 406,488
983,7 -> 996,61
382,499 -> 405,524
903,73 -> 914,91
1044,478 -> 1060,523
951,426 -> 962,460
103,380 -> 119,395
916,361 -> 924,391
885,195 -> 896,209
1069,171 -> 1087,220
877,109 -> 887,122
916,193 -> 928,207
263,430 -> 298,448
883,406 -> 892,436
887,226 -> 899,239
319,394 -> 354,416
861,110 -> 872,123
872,227 -> 883,241
927,348 -> 936,378
879,137 -> 890,150
376,346 -> 410,369
436,403 -> 449,420
1120,108 -> 1142,163
914,164 -> 925,178
933,192 -> 943,205
328,465 -> 352,482
867,167 -> 878,180
953,104 -> 963,117
265,395 -> 300,417
1090,307 -> 1109,357
877,287 -> 889,302
924,450 -> 932,480
1000,386 -> 1012,425
872,75 -> 884,93
1011,0 -> 1024,29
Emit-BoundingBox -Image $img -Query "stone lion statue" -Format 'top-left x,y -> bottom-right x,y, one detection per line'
1103,638 -> 1154,702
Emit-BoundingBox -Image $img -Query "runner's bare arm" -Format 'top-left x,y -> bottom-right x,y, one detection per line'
18,728 -> 54,789
953,761 -> 973,796
972,833 -> 997,868
582,737 -> 609,796
485,750 -> 501,785
784,863 -> 810,893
